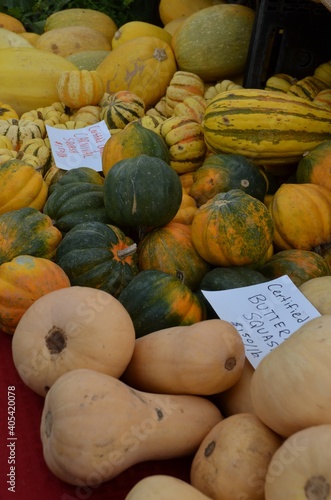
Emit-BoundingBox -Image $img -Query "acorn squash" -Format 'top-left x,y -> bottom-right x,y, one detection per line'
118,269 -> 206,337
55,221 -> 139,298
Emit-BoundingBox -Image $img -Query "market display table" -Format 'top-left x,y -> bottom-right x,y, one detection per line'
0,332 -> 191,500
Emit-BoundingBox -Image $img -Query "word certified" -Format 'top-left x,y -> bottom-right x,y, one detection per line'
202,275 -> 320,368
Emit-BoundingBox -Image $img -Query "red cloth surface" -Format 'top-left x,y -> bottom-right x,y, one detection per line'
0,332 -> 192,500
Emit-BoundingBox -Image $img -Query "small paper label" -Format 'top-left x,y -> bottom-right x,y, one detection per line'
46,121 -> 111,171
202,275 -> 321,368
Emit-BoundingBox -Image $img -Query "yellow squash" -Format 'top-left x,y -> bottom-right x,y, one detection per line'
0,47 -> 77,116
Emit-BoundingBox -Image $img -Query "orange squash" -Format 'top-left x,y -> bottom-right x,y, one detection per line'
122,319 -> 245,396
191,189 -> 274,267
270,183 -> 331,251
56,69 -> 105,109
171,188 -> 198,225
0,255 -> 70,335
0,12 -> 26,33
101,120 -> 170,176
191,413 -> 283,500
137,221 -> 210,290
12,286 -> 136,396
40,367 -> 222,485
296,139 -> 331,191
0,159 -> 48,214
96,36 -> 177,108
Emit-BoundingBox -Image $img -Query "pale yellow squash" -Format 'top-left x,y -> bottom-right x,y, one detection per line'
0,47 -> 77,116
40,368 -> 223,485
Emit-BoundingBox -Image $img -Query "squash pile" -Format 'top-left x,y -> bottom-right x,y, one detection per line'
2,2 -> 331,497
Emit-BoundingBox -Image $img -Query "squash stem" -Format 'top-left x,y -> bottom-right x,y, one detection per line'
117,243 -> 137,260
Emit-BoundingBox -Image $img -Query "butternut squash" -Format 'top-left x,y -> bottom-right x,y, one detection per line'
250,315 -> 331,437
211,358 -> 256,417
191,413 -> 283,500
12,286 -> 135,397
125,475 -> 212,499
265,424 -> 331,499
122,319 -> 245,395
299,276 -> 331,314
40,368 -> 223,485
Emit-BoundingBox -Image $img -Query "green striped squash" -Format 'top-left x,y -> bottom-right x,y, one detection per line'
202,89 -> 331,165
100,90 -> 145,129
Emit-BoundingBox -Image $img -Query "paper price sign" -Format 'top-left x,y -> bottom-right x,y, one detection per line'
46,121 -> 111,171
202,275 -> 321,368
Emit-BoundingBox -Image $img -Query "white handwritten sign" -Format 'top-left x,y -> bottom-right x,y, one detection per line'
202,275 -> 321,368
46,121 -> 111,171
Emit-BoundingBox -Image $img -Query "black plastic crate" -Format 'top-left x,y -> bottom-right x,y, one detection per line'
244,0 -> 331,88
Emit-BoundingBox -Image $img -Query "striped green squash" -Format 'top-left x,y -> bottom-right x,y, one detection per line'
100,90 -> 145,129
202,89 -> 331,165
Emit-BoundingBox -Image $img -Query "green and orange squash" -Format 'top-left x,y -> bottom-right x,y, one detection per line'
191,189 -> 274,267
137,221 -> 210,290
258,249 -> 331,287
0,255 -> 70,334
189,153 -> 268,206
118,269 -> 206,337
55,221 -> 139,298
102,121 -> 170,176
0,207 -> 62,265
296,140 -> 331,192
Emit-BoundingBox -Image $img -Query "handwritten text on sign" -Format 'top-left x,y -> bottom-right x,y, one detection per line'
46,121 -> 111,171
202,275 -> 321,368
